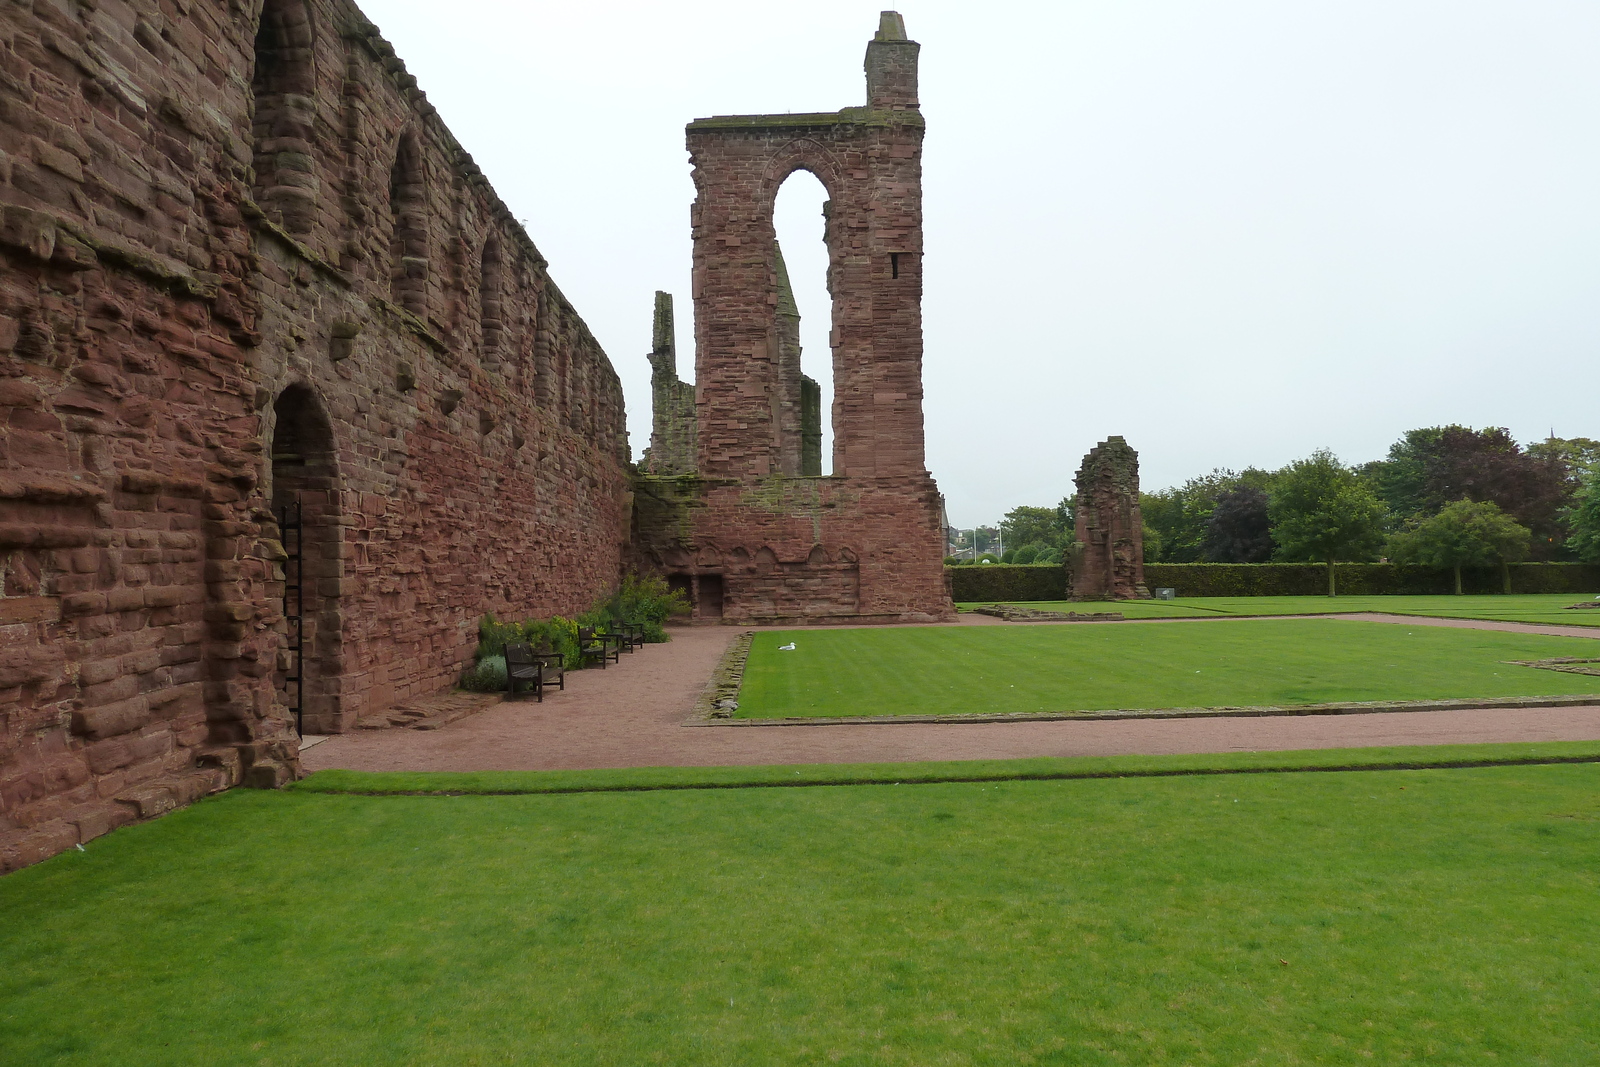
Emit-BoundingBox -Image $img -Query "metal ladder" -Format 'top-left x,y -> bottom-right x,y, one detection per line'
279,500 -> 303,736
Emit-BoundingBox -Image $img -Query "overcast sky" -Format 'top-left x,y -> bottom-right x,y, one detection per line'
361,0 -> 1600,528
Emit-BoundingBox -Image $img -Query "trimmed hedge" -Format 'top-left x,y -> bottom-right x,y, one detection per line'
1143,563 -> 1600,598
947,564 -> 1067,603
945,562 -> 1600,601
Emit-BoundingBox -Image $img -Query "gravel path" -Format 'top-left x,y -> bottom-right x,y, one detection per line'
301,612 -> 1600,773
300,607 -> 1600,777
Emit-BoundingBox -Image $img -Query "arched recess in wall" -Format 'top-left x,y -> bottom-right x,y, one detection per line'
269,384 -> 346,734
480,235 -> 503,368
771,167 -> 834,476
250,0 -> 317,233
389,130 -> 428,315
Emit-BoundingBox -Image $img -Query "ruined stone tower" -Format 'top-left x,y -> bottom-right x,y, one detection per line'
1071,437 -> 1152,601
643,292 -> 696,475
632,12 -> 952,623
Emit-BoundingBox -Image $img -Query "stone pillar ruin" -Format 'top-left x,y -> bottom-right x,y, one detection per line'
1070,437 -> 1152,601
643,292 -> 696,475
631,11 -> 951,624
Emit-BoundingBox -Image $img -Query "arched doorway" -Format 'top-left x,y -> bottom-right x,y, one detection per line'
269,384 -> 344,733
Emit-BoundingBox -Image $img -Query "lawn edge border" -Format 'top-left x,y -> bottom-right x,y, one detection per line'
706,694 -> 1600,728
957,605 -> 1600,632
293,752 -> 1600,796
691,630 -> 754,720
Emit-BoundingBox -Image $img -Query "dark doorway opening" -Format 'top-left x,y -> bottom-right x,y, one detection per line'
698,574 -> 725,619
270,385 -> 343,732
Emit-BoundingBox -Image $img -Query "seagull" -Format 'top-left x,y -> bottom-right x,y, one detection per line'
778,642 -> 797,651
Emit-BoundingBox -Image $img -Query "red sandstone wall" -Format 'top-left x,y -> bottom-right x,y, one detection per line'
0,0 -> 629,873
632,16 -> 950,624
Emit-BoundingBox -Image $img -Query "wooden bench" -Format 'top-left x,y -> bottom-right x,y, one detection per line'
577,627 -> 620,668
532,650 -> 565,693
619,621 -> 648,651
504,642 -> 545,701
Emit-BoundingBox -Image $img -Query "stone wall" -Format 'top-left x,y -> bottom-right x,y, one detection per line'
633,13 -> 951,625
0,0 -> 629,873
1070,437 -> 1150,600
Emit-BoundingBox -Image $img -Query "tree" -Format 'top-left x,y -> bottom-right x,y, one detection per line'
1140,469 -> 1243,563
1367,426 -> 1574,556
1388,499 -> 1531,594
1202,485 -> 1273,563
1565,466 -> 1600,563
1269,450 -> 1388,596
1001,506 -> 1066,553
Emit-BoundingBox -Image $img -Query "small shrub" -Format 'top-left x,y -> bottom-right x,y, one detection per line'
523,616 -> 581,669
460,654 -> 507,693
474,614 -> 523,660
590,572 -> 690,643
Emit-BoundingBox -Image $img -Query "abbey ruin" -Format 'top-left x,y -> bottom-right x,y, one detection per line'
0,5 -> 953,871
0,0 -> 634,871
633,12 -> 953,625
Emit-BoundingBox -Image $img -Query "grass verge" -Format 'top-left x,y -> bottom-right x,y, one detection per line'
5,757 -> 1600,1064
737,618 -> 1600,718
290,739 -> 1600,795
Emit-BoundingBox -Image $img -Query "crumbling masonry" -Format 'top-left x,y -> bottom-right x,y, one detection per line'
1071,437 -> 1151,601
0,0 -> 630,872
633,13 -> 953,624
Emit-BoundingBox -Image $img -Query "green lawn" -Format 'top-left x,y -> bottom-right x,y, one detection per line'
736,619 -> 1600,719
4,754 -> 1600,1064
958,592 -> 1600,626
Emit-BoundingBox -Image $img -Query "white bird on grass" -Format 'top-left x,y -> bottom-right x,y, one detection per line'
778,642 -> 797,651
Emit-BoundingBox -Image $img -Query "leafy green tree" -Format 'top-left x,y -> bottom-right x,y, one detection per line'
1269,450 -> 1388,596
1011,544 -> 1044,564
1565,466 -> 1600,563
1366,426 -> 1575,555
1054,495 -> 1075,531
1388,499 -> 1531,594
1001,506 -> 1067,552
1140,472 -> 1230,563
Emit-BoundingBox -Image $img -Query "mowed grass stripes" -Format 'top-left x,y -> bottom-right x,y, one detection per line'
736,618 -> 1600,718
4,760 -> 1600,1064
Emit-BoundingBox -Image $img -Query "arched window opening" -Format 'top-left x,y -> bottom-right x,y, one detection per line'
480,236 -> 503,366
389,130 -> 428,315
250,0 -> 317,233
772,170 -> 833,475
270,383 -> 337,511
269,384 -> 344,734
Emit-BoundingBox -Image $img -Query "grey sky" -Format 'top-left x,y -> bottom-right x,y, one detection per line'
361,1 -> 1600,528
